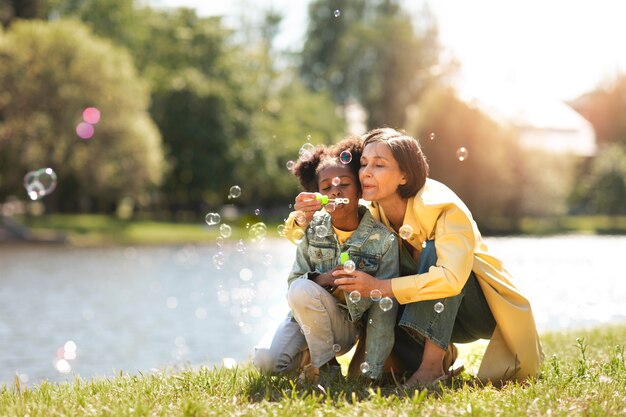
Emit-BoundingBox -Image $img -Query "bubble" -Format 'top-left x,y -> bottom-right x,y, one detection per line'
294,211 -> 307,225
249,222 -> 268,240
315,224 -> 328,238
422,241 -> 427,248
343,259 -> 356,273
398,224 -> 413,240
331,177 -> 341,186
300,324 -> 311,335
55,359 -> 71,374
339,150 -> 352,164
166,296 -> 178,309
235,239 -> 246,253
360,362 -> 369,374
389,234 -> 395,241
76,122 -> 95,139
434,301 -> 445,313
324,202 -> 336,213
216,236 -> 224,247
369,289 -> 382,301
306,134 -> 312,142
82,107 -> 101,124
379,297 -> 393,312
456,147 -> 468,162
219,224 -> 232,238
332,344 -> 341,353
227,185 -> 241,199
429,132 -> 436,141
299,142 -> 316,161
276,224 -> 286,237
239,268 -> 253,281
286,160 -> 295,171
348,290 -> 361,303
213,252 -> 225,269
334,9 -> 341,18
254,208 -> 261,216
23,168 -> 58,200
292,229 -> 305,244
205,212 -> 221,226
262,254 -> 273,266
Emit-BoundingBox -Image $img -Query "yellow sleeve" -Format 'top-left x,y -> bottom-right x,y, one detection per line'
391,204 -> 476,304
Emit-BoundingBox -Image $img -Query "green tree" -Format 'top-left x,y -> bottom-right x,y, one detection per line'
300,0 -> 441,129
0,19 -> 164,212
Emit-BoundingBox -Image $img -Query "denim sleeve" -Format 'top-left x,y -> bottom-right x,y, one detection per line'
286,229 -> 313,288
375,232 -> 400,280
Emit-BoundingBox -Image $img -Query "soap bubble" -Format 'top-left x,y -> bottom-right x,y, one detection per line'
339,150 -> 352,164
343,260 -> 356,273
331,177 -> 341,186
456,147 -> 468,162
334,9 -> 341,18
235,239 -> 246,253
286,160 -> 295,171
82,107 -> 101,124
216,236 -> 224,247
76,122 -> 94,139
294,211 -> 307,226
219,224 -> 232,238
229,185 -> 242,198
205,212 -> 221,226
213,252 -> 225,269
276,224 -> 286,237
249,222 -> 268,240
315,224 -> 328,238
254,208 -> 261,216
23,168 -> 57,200
239,268 -> 253,281
434,301 -> 445,313
379,297 -> 393,312
348,290 -> 361,303
360,362 -> 370,374
299,143 -> 316,161
369,289 -> 382,302
429,132 -> 435,141
332,344 -> 341,353
399,224 -> 413,240
324,202 -> 336,213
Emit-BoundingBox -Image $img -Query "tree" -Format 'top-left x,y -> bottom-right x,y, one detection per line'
300,0 -> 441,129
0,19 -> 164,212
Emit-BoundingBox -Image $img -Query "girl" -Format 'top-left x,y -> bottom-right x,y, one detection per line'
253,137 -> 399,382
294,128 -> 544,389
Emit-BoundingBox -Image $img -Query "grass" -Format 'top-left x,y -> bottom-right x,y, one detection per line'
13,214 -> 283,246
1,324 -> 625,416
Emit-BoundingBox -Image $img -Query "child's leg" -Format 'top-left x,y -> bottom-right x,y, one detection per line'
253,317 -> 308,374
288,278 -> 358,368
360,299 -> 398,379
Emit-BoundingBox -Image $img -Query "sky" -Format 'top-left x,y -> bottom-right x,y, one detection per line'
147,0 -> 626,102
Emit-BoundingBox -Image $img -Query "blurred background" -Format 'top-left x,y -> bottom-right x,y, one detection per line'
1,0 -> 626,386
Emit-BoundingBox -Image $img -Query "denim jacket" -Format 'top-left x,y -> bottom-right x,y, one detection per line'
287,206 -> 399,292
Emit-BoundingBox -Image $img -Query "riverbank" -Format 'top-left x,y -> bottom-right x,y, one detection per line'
1,323 -> 625,416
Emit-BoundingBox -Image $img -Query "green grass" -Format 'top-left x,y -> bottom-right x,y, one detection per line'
2,324 -> 625,416
16,214 -> 283,246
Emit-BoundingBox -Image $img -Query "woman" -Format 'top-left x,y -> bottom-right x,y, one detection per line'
294,127 -> 544,388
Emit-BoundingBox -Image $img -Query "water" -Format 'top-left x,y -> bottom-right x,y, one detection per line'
1,235 -> 625,386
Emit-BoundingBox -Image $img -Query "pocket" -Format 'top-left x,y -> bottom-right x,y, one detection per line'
349,252 -> 380,273
308,245 -> 336,264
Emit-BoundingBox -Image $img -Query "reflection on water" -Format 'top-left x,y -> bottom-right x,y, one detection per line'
0,235 -> 625,386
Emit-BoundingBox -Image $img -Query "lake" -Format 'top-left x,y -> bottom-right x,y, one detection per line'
1,234 -> 625,386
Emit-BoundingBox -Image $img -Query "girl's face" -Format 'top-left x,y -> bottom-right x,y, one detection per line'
359,142 -> 407,202
317,165 -> 360,222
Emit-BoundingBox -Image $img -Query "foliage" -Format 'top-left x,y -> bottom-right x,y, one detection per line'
570,145 -> 626,215
0,19 -> 164,211
300,0 -> 441,129
1,324 -> 625,416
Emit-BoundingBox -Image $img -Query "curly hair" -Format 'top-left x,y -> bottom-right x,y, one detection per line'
292,136 -> 363,192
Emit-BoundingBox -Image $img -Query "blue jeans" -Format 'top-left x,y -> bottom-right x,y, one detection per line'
392,240 -> 496,373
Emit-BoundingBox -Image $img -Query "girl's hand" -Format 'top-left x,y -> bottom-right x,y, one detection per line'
332,270 -> 394,298
293,192 -> 322,226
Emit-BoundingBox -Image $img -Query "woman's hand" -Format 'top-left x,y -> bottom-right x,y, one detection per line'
293,192 -> 322,226
332,270 -> 394,298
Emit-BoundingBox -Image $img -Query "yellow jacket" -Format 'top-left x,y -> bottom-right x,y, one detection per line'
371,178 -> 544,383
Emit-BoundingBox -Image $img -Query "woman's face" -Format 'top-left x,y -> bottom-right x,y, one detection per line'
359,142 -> 406,202
317,165 -> 360,221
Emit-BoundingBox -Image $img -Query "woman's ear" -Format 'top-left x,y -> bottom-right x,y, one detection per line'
399,172 -> 408,186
